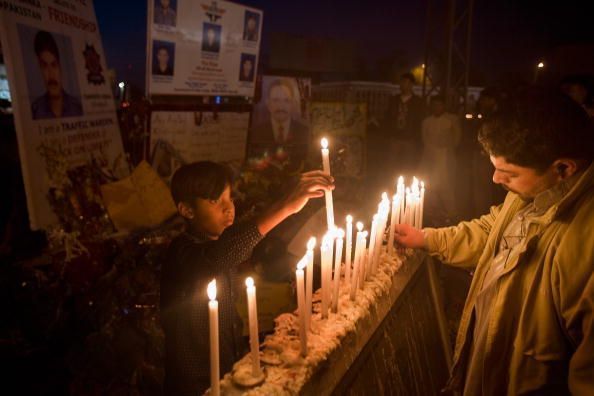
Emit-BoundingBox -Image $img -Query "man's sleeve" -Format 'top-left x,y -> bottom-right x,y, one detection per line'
552,241 -> 594,395
424,203 -> 501,268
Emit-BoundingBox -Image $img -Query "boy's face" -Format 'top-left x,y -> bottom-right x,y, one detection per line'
188,184 -> 235,239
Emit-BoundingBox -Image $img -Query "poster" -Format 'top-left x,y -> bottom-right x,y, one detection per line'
150,111 -> 250,180
309,102 -> 367,177
0,0 -> 127,229
247,75 -> 311,169
147,0 -> 262,97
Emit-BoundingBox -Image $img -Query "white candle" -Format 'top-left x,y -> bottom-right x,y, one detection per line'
367,214 -> 378,280
332,228 -> 344,313
320,234 -> 332,319
374,193 -> 390,270
207,279 -> 220,396
358,232 -> 368,290
412,177 -> 420,228
245,277 -> 261,377
405,187 -> 412,225
320,138 -> 335,228
296,258 -> 308,357
387,194 -> 399,255
420,181 -> 425,229
345,215 -> 353,289
305,237 -> 316,330
350,222 -> 364,300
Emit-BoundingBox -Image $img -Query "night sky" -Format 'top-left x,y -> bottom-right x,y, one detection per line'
94,0 -> 594,91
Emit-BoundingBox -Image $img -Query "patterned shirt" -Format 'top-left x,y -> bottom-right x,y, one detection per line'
160,221 -> 263,396
463,173 -> 581,396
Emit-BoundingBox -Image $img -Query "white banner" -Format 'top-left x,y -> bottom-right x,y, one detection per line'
0,0 -> 127,229
147,0 -> 262,97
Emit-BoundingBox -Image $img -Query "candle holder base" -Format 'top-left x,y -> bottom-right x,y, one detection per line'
232,364 -> 266,388
260,349 -> 282,366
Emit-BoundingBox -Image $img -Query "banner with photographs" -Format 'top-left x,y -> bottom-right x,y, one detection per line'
147,0 -> 262,97
309,102 -> 367,178
0,0 -> 127,229
247,75 -> 311,171
150,111 -> 251,182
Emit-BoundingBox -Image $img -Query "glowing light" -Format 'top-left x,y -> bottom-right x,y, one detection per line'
297,257 -> 307,271
118,82 -> 125,89
356,221 -> 364,232
321,137 -> 328,149
307,237 -> 316,250
337,228 -> 345,239
207,279 -> 217,301
346,214 -> 353,223
465,113 -> 473,119
537,62 -> 544,68
245,277 -> 254,288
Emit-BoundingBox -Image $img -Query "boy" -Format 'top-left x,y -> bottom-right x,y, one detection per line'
160,161 -> 334,395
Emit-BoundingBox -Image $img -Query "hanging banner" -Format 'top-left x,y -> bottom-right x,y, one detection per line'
147,0 -> 262,97
0,0 -> 128,229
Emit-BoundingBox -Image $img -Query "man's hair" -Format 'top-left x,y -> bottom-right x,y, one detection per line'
400,72 -> 416,84
170,161 -> 234,205
34,30 -> 60,61
267,79 -> 294,99
478,89 -> 594,172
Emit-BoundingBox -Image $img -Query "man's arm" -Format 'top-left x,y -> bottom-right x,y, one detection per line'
395,202 -> 501,268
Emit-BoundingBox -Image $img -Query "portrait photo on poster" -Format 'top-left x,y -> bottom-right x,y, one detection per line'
201,23 -> 221,53
154,0 -> 177,27
152,40 -> 175,77
239,53 -> 256,82
17,24 -> 83,120
243,11 -> 260,42
248,77 -> 311,169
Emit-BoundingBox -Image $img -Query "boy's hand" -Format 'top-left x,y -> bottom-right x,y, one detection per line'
394,224 -> 426,249
283,170 -> 335,215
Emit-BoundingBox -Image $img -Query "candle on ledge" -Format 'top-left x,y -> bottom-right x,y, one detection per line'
245,277 -> 261,377
367,214 -> 378,280
387,194 -> 399,255
320,137 -> 335,228
320,234 -> 332,319
332,228 -> 344,313
207,279 -> 220,396
350,222 -> 364,300
358,231 -> 368,290
345,215 -> 353,289
420,181 -> 425,229
296,257 -> 308,357
305,237 -> 316,330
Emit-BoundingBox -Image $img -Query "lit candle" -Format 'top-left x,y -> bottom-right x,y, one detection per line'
207,279 -> 220,396
350,222 -> 364,300
367,214 -> 378,280
412,177 -> 420,228
345,215 -> 353,289
321,234 -> 332,319
305,237 -> 316,330
387,194 -> 400,255
296,257 -> 308,357
320,138 -> 335,228
358,233 -> 368,290
405,187 -> 412,225
332,228 -> 344,313
245,277 -> 261,377
420,181 -> 425,229
398,176 -> 405,225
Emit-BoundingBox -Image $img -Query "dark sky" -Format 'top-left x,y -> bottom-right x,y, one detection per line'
94,0 -> 594,91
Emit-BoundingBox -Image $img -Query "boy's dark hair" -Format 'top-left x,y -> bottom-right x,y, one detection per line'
478,89 -> 594,172
170,161 -> 234,205
400,72 -> 416,84
34,30 -> 60,61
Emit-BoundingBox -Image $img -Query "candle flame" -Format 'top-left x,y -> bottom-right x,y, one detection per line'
207,279 -> 217,301
381,192 -> 388,201
398,176 -> 404,185
406,187 -> 411,194
356,221 -> 364,231
321,137 -> 328,149
297,257 -> 307,271
337,228 -> 345,239
245,277 -> 254,288
307,237 -> 316,250
346,214 -> 353,223
392,194 -> 398,202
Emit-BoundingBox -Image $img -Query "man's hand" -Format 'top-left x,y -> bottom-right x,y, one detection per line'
394,224 -> 426,249
283,170 -> 335,215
